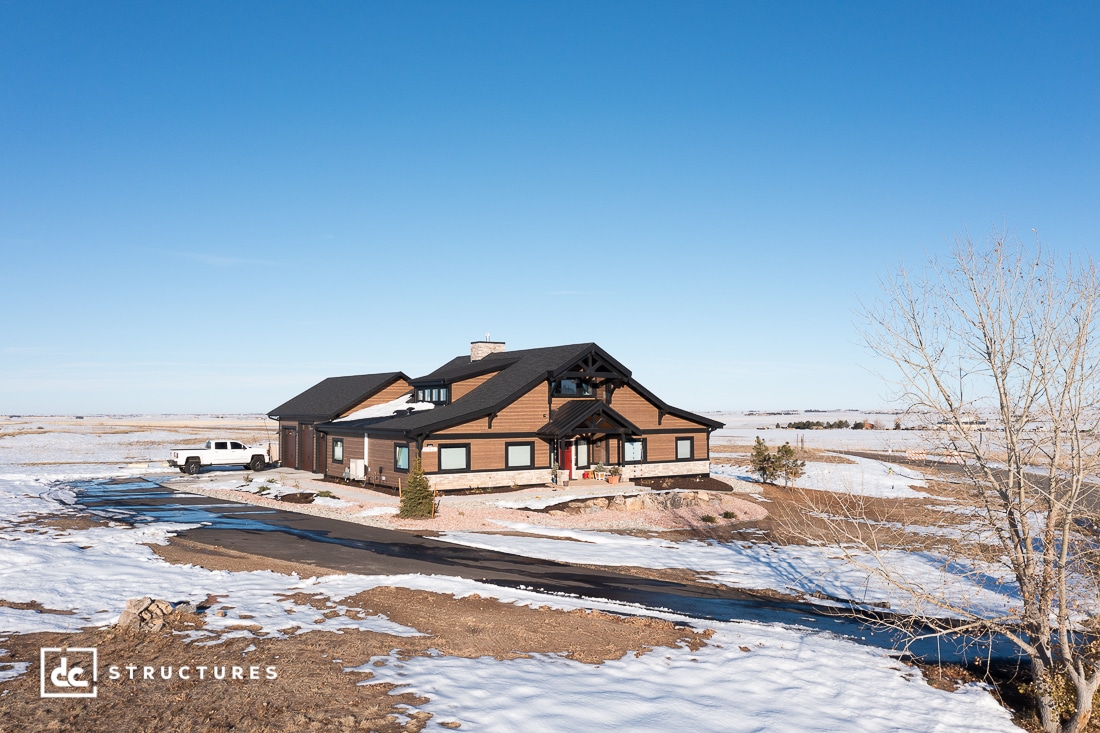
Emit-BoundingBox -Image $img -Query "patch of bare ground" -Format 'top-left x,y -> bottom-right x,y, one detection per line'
148,537 -> 340,577
0,566 -> 706,732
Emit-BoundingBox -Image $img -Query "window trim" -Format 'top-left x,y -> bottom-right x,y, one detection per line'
394,442 -> 410,473
623,438 -> 646,464
553,378 -> 595,398
415,385 -> 451,405
437,443 -> 471,473
675,436 -> 694,461
505,441 -> 535,469
333,438 -> 344,464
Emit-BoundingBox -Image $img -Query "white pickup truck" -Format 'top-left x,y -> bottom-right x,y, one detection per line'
168,440 -> 271,475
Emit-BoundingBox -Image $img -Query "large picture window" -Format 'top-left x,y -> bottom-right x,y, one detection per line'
676,437 -> 694,460
438,444 -> 470,472
624,439 -> 645,464
394,443 -> 409,472
506,442 -> 534,468
333,438 -> 344,463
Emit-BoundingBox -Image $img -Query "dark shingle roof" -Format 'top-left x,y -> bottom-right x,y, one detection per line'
536,400 -> 643,437
326,344 -> 596,435
267,372 -> 407,420
314,342 -> 724,436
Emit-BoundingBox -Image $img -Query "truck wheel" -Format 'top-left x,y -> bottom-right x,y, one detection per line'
249,455 -> 266,472
185,460 -> 201,475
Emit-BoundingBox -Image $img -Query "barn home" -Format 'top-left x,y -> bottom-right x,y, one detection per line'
269,341 -> 723,490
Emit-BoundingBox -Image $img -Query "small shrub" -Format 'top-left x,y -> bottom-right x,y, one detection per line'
750,437 -> 778,483
700,514 -> 717,524
399,457 -> 434,519
721,511 -> 736,519
316,490 -> 335,498
242,474 -> 253,484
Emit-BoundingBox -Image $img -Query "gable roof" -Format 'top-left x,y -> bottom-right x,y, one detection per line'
267,372 -> 408,421
323,343 -> 598,436
316,342 -> 723,437
536,400 -> 643,437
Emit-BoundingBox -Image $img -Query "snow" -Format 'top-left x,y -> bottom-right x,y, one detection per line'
358,622 -> 1020,733
0,475 -> 419,640
0,420 -> 1028,732
712,453 -> 930,499
334,395 -> 434,422
439,522 -> 1018,617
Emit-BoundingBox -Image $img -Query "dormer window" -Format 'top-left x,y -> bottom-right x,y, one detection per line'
415,386 -> 450,405
554,378 -> 594,397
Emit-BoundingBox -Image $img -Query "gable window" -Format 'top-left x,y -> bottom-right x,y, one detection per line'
333,438 -> 344,463
624,438 -> 645,464
438,444 -> 470,472
415,386 -> 450,405
676,437 -> 694,460
554,378 -> 594,397
506,442 -> 534,469
394,443 -> 409,472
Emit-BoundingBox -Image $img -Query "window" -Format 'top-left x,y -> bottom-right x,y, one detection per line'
231,441 -> 244,450
575,439 -> 589,468
438,444 -> 470,472
333,438 -> 344,463
624,439 -> 645,463
506,442 -> 534,468
394,443 -> 409,472
214,441 -> 228,450
415,386 -> 450,405
554,378 -> 594,397
676,437 -> 694,460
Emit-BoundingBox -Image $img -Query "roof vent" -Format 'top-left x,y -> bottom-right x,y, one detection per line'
470,335 -> 505,361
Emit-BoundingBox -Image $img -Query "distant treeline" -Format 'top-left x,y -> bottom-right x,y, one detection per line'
779,419 -> 852,429
777,419 -> 888,430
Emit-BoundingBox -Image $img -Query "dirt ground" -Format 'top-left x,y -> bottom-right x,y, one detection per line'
0,541 -> 707,733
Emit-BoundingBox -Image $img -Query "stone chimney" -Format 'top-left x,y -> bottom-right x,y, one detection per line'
470,336 -> 506,361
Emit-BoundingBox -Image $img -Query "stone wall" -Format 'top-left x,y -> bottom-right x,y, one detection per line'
427,468 -> 553,491
619,460 -> 710,481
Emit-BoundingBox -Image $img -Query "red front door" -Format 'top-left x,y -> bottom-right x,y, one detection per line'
559,442 -> 573,480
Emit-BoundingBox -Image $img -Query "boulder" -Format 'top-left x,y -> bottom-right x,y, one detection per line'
117,597 -> 196,631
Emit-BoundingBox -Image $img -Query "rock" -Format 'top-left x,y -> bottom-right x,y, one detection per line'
117,596 -> 192,631
624,496 -> 645,511
173,602 -> 198,615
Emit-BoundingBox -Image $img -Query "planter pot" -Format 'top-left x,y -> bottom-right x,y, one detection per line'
594,472 -> 607,481
607,475 -> 620,485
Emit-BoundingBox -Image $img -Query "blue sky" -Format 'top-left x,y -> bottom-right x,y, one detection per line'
2,2 -> 1097,414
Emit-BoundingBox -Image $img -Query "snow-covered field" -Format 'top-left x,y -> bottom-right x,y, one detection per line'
0,416 -> 1026,732
712,452 -> 930,499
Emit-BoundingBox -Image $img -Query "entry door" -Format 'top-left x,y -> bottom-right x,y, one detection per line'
301,424 -> 315,472
283,428 -> 298,468
559,441 -> 573,480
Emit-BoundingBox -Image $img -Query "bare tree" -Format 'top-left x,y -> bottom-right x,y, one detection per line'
850,229 -> 1100,732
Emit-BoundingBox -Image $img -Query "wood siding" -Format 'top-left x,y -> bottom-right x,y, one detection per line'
323,434 -> 365,477
450,371 -> 499,401
421,436 -> 551,474
339,378 -> 412,417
